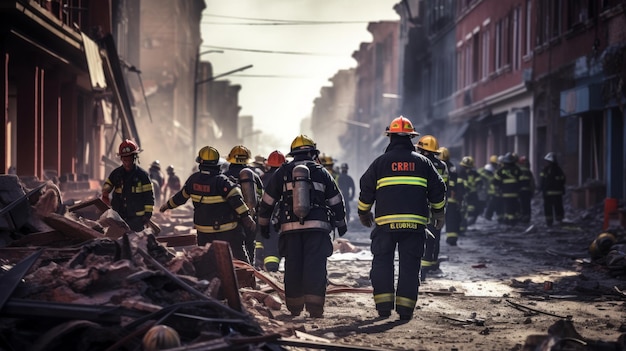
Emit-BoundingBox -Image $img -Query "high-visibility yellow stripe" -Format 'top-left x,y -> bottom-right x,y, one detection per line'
376,213 -> 428,225
377,176 -> 427,189
264,256 -> 280,265
396,296 -> 416,309
190,194 -> 225,204
358,200 -> 372,211
373,293 -> 394,304
431,199 -> 446,209
196,221 -> 238,233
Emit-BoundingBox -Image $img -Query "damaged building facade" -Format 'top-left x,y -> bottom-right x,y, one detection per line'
323,0 -> 625,209
1,0 -> 246,188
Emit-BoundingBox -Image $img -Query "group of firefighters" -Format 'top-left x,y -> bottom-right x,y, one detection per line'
101,115 -> 566,322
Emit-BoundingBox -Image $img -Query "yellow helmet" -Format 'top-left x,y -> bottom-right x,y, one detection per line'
142,325 -> 181,351
289,134 -> 317,155
460,156 -> 474,168
438,147 -> 450,161
489,155 -> 498,164
320,153 -> 334,167
416,135 -> 439,153
196,146 -> 220,164
227,145 -> 252,164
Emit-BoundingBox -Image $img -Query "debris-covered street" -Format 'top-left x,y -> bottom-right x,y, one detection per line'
1,176 -> 625,351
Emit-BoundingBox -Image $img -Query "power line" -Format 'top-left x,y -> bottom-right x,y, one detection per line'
229,74 -> 321,79
200,44 -> 344,57
201,21 -> 369,26
203,13 -> 369,24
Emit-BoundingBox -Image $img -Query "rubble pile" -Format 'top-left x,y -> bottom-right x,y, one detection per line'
0,175 -> 298,350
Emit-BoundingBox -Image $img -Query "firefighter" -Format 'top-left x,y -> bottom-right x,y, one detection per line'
458,156 -> 482,227
163,165 -> 181,202
517,156 -> 535,224
149,160 -> 165,206
539,152 -> 566,226
337,163 -> 355,223
320,154 -> 339,182
257,150 -> 286,272
358,116 -> 446,320
493,152 -> 521,226
481,155 -> 498,221
251,155 -> 267,178
101,139 -> 154,232
159,146 -> 256,263
415,135 -> 448,281
438,147 -> 464,246
224,145 -> 264,265
257,135 -> 347,318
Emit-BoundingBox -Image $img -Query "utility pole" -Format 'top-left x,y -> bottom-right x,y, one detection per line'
192,52 -> 253,154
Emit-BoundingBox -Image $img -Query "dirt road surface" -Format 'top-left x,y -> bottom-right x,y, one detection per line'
261,201 -> 626,351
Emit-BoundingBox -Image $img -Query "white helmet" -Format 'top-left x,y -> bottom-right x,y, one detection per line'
544,152 -> 556,163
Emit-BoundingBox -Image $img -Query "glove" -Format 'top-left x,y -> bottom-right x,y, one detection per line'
432,210 -> 445,230
337,225 -> 348,237
159,203 -> 169,213
241,214 -> 257,236
101,193 -> 111,207
359,212 -> 374,228
260,225 -> 270,239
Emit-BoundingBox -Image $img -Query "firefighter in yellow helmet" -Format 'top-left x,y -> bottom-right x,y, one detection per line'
159,146 -> 256,263
101,139 -> 155,232
224,145 -> 264,265
437,146 -> 464,246
257,135 -> 347,318
358,116 -> 446,320
458,156 -> 483,229
415,135 -> 448,281
320,153 -> 339,182
493,152 -> 522,226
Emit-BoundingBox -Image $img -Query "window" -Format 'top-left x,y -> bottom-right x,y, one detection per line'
525,0 -> 532,56
513,7 -> 521,70
482,29 -> 490,79
465,42 -> 472,86
457,49 -> 464,89
473,34 -> 480,82
495,20 -> 502,70
551,0 -> 562,38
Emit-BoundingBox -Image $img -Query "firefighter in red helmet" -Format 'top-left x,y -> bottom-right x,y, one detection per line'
256,150 -> 287,272
101,139 -> 155,232
358,116 -> 446,320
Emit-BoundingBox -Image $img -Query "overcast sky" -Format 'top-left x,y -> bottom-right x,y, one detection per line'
200,0 -> 400,152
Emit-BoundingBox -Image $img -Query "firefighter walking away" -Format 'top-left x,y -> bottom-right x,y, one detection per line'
358,116 -> 446,321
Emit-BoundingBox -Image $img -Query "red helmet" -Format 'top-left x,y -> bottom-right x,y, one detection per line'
385,116 -> 419,138
266,150 -> 286,168
118,139 -> 141,157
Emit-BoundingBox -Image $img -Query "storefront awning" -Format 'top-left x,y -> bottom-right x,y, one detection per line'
80,32 -> 107,91
100,34 -> 140,146
560,83 -> 603,117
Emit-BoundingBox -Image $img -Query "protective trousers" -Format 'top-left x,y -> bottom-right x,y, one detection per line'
543,195 -> 564,226
421,223 -> 441,269
255,225 -> 281,271
281,230 -> 333,317
197,229 -> 250,264
445,202 -> 462,245
519,190 -> 532,223
370,226 -> 425,318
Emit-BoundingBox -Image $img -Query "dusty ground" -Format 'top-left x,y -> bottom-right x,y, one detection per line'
258,199 -> 626,351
